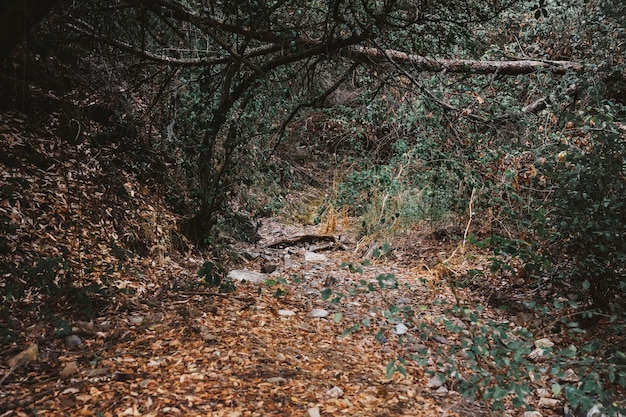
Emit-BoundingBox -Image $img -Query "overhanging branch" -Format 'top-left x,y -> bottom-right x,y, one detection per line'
342,45 -> 583,75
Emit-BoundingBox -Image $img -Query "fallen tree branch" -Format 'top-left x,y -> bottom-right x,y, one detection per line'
342,45 -> 583,75
264,234 -> 338,249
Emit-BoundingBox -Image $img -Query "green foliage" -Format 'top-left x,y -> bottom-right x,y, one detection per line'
265,276 -> 289,298
198,260 -> 235,293
325,262 -> 626,414
545,106 -> 626,309
386,357 -> 408,379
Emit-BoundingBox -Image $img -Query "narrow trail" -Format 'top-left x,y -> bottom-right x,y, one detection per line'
1,217 -> 491,417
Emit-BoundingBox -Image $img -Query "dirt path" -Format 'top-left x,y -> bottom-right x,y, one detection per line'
1,218 -> 490,417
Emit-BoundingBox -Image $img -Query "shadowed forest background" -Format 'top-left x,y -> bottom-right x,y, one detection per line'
0,0 -> 625,415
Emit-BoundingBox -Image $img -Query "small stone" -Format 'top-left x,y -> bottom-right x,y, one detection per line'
304,251 -> 328,262
432,335 -> 449,344
308,309 -> 330,318
559,368 -> 580,382
585,403 -> 606,417
327,386 -> 344,399
228,270 -> 268,284
528,347 -> 547,361
522,412 -> 542,417
278,309 -> 296,316
427,374 -> 445,389
296,322 -> 316,332
434,386 -> 449,395
406,343 -> 429,354
534,338 -> 554,348
394,323 -> 409,335
129,315 -> 144,325
536,388 -> 551,398
304,407 -> 320,417
450,318 -> 467,330
242,251 -> 261,260
65,335 -> 82,349
266,377 -> 287,384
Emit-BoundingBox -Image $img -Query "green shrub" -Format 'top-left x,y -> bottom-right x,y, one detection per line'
545,105 -> 626,310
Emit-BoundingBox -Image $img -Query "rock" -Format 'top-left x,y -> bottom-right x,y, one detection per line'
434,386 -> 449,395
406,343 -> 429,354
528,347 -> 547,361
536,388 -> 551,398
228,269 -> 268,284
278,309 -> 296,316
297,322 -> 316,332
534,338 -> 555,348
261,264 -> 278,274
307,309 -> 329,318
266,377 -> 287,384
304,251 -> 328,262
242,251 -> 261,260
559,368 -> 580,382
522,412 -> 542,417
327,386 -> 344,399
305,407 -> 320,417
65,335 -> 83,349
394,323 -> 409,335
427,374 -> 445,389
432,335 -> 449,344
584,403 -> 611,417
538,397 -> 561,408
129,315 -> 144,326
450,318 -> 467,330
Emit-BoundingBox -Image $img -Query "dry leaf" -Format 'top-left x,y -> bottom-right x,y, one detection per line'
7,344 -> 39,369
60,361 -> 80,379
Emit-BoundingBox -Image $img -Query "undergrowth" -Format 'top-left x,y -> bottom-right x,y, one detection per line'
321,258 -> 626,415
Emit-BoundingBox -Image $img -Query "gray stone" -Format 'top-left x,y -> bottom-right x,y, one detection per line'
266,377 -> 287,384
308,309 -> 330,318
65,335 -> 82,349
327,386 -> 344,399
278,309 -> 296,316
394,323 -> 409,335
432,335 -> 449,344
228,269 -> 268,284
535,338 -> 555,348
304,251 -> 328,262
305,407 -> 320,417
427,374 -> 445,389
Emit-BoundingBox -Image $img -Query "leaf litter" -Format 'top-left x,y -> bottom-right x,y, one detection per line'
0,110 -> 500,416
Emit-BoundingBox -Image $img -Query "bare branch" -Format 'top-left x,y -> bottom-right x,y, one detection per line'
342,45 -> 583,75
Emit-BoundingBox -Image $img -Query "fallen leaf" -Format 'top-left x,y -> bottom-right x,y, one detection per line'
7,344 -> 38,369
60,361 -> 80,379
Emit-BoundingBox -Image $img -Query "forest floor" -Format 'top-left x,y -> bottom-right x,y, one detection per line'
1,109 -> 563,417
0,215 -> 496,417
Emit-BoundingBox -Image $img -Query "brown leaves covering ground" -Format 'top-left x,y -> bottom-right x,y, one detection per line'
1,245 -> 487,417
0,109 -> 493,416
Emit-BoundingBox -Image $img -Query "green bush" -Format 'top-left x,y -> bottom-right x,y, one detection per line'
545,104 -> 626,310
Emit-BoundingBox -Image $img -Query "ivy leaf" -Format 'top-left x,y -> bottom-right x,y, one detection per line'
321,288 -> 332,300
